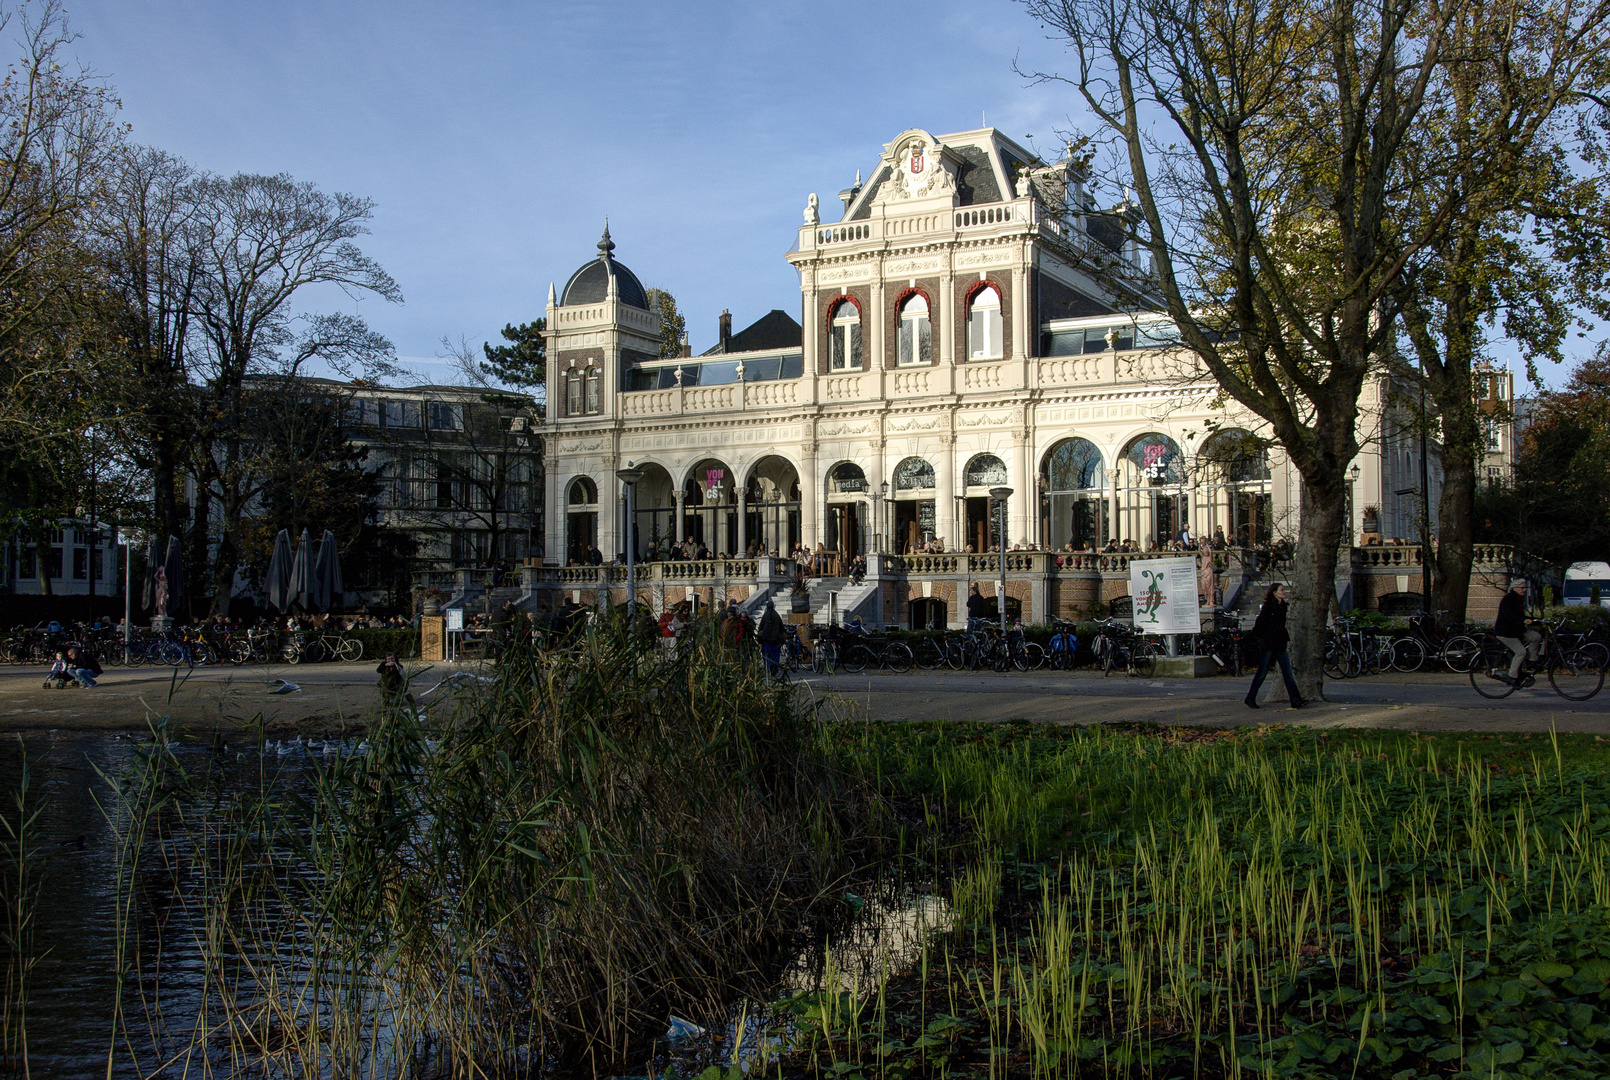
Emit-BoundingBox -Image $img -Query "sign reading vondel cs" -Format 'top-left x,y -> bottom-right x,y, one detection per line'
1128,557 -> 1201,636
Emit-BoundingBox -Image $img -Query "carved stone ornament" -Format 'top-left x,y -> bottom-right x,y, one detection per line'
880,132 -> 956,203
804,193 -> 819,225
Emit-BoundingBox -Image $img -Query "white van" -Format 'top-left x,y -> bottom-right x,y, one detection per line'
1563,562 -> 1610,607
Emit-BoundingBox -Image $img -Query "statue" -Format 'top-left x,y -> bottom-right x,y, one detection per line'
1015,172 -> 1034,199
804,192 -> 819,225
153,566 -> 169,617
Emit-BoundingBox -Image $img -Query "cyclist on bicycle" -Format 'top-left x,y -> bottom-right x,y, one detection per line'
1495,578 -> 1542,687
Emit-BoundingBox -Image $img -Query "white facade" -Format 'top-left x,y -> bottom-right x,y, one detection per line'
539,126 -> 1463,568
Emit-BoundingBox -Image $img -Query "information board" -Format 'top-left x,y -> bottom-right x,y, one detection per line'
445,608 -> 464,631
1128,557 -> 1202,635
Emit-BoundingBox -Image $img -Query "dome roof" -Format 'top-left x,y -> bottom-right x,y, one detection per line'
560,225 -> 649,310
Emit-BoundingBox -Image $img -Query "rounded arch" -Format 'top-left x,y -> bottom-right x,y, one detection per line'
892,456 -> 935,494
825,460 -> 868,496
893,286 -> 932,323
681,457 -> 736,505
625,460 -> 676,507
1041,438 -> 1104,492
963,452 -> 1009,489
1120,432 -> 1184,485
824,293 -> 862,334
743,453 -> 802,504
964,278 -> 1004,307
1198,429 -> 1271,483
567,476 -> 597,505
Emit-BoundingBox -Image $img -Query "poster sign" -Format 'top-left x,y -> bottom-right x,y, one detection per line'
1129,557 -> 1201,635
445,608 -> 464,631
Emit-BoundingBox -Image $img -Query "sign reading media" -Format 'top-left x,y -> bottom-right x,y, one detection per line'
1128,557 -> 1201,636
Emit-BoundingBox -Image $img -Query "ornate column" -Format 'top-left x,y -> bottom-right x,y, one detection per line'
1107,468 -> 1121,546
543,436 -> 561,564
936,434 -> 956,550
737,490 -> 748,555
1012,432 -> 1030,546
674,489 -> 686,545
800,444 -> 819,548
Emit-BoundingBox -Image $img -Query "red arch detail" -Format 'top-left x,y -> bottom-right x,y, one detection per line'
824,293 -> 862,336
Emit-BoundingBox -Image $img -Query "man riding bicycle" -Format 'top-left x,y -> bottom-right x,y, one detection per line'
1495,577 -> 1542,687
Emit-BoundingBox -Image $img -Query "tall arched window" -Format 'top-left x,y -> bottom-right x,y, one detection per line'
1041,438 -> 1106,550
1199,430 -> 1271,546
829,299 -> 862,371
967,286 -> 1002,360
897,293 -> 931,366
1118,433 -> 1185,548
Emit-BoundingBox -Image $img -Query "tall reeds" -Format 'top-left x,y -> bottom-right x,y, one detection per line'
102,617 -> 879,1077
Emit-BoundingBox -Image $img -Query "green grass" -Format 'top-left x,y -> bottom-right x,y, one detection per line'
772,720 -> 1610,1078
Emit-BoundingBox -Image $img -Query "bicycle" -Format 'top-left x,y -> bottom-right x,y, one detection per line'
283,627 -> 364,664
1045,619 -> 1081,670
835,628 -> 914,673
1468,621 -> 1603,700
1093,620 -> 1160,678
1388,611 -> 1482,673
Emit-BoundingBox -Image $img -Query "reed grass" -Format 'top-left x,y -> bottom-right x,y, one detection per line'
93,617 -> 884,1077
779,722 -> 1610,1078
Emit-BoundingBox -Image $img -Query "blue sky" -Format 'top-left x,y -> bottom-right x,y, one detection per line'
65,0 -> 1084,379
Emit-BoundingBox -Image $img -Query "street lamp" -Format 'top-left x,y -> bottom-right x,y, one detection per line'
990,486 -> 1013,632
1348,462 -> 1361,545
616,463 -> 643,619
877,480 -> 889,554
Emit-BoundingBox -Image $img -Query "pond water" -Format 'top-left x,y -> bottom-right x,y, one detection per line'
1,733 -> 950,1078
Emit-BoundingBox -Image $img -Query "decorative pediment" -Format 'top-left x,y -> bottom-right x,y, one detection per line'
874,129 -> 961,207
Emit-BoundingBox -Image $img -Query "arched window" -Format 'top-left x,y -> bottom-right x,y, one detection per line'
1124,434 -> 1183,485
829,299 -> 862,371
1043,438 -> 1104,492
965,454 -> 1008,488
584,368 -> 601,414
1199,430 -> 1272,546
567,477 -> 597,505
967,286 -> 1002,360
897,293 -> 931,366
893,457 -> 935,491
829,461 -> 867,494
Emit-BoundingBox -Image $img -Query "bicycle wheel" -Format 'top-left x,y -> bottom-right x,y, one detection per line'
228,639 -> 252,665
281,641 -> 303,665
943,637 -> 967,670
1390,637 -> 1425,673
1441,636 -> 1481,673
1022,642 -> 1045,671
1469,644 -> 1519,698
811,639 -> 835,674
1131,642 -> 1160,679
337,638 -> 363,663
884,642 -> 914,672
912,638 -> 945,670
1103,641 -> 1118,676
1549,651 -> 1605,701
1574,641 -> 1610,673
839,643 -> 870,674
158,641 -> 185,667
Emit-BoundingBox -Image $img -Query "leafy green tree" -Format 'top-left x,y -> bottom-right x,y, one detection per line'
1476,356 -> 1610,575
644,287 -> 685,358
480,319 -> 546,392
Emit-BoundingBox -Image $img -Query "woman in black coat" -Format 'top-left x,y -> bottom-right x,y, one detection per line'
1245,583 -> 1308,709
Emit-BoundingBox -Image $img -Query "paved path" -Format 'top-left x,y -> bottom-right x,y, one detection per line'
793,668 -> 1610,733
1,661 -> 1604,734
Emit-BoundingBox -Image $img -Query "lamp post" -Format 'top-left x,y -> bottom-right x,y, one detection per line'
616,463 -> 643,619
1348,462 -> 1361,544
877,480 -> 889,553
990,486 -> 1013,632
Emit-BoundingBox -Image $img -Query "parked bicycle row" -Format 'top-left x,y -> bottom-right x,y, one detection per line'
1,622 -> 370,667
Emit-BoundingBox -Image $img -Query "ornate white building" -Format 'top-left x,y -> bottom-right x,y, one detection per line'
529,124 -> 1520,627
542,126 -> 1298,570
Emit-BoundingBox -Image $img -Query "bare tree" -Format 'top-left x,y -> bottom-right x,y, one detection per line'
183,173 -> 401,614
1021,0 -> 1566,693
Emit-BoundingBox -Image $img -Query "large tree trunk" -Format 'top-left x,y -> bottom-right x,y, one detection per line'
1434,450 -> 1476,626
1289,478 -> 1349,700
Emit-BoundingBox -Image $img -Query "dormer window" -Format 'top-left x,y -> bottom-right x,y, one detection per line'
967,286 -> 1002,360
897,293 -> 931,367
829,299 -> 862,371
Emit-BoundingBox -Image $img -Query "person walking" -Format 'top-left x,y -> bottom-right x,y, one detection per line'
757,598 -> 786,678
1244,583 -> 1308,709
1494,577 -> 1542,686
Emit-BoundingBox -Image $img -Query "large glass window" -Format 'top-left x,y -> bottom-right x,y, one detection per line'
829,300 -> 862,371
565,372 -> 582,417
584,368 -> 601,414
965,454 -> 1008,488
1199,430 -> 1271,547
1041,438 -> 1106,550
427,401 -> 462,430
967,286 -> 1003,359
897,293 -> 931,366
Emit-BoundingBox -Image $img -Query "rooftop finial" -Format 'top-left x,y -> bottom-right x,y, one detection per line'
598,219 -> 615,258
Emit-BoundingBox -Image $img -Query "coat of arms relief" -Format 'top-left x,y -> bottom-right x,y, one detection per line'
879,132 -> 956,203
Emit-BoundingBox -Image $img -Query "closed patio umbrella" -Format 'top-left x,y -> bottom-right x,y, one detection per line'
313,529 -> 344,613
162,535 -> 185,618
266,529 -> 293,612
288,529 -> 313,613
139,537 -> 161,614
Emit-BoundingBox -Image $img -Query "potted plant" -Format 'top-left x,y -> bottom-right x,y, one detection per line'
418,586 -> 444,617
790,564 -> 812,614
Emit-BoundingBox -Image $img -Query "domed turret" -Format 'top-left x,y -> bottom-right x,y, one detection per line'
560,223 -> 649,309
